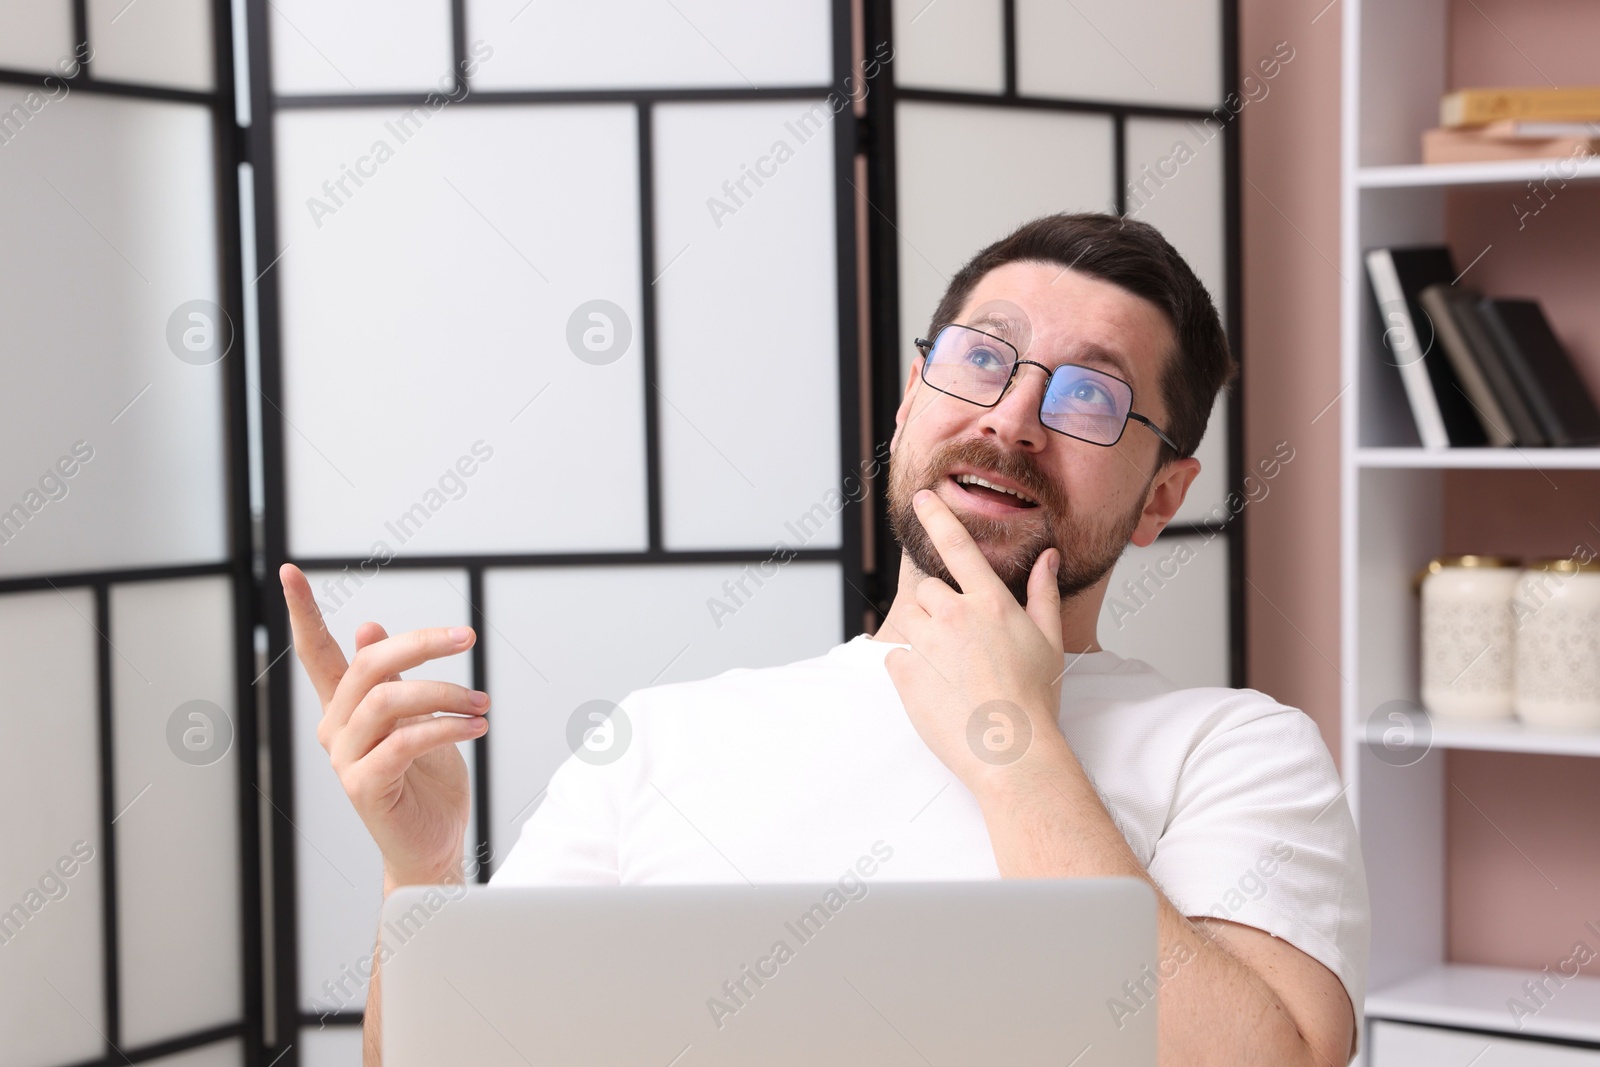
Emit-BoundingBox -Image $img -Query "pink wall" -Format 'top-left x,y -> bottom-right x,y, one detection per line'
1241,0 -> 1600,975
1447,751 -> 1600,975
1447,0 -> 1600,93
1238,0 -> 1345,753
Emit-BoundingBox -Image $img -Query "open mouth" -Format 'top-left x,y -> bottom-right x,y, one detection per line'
948,472 -> 1040,513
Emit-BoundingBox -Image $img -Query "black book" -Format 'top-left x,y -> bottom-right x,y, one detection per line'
1421,284 -> 1546,447
1364,246 -> 1488,447
1419,284 -> 1513,446
1478,299 -> 1600,448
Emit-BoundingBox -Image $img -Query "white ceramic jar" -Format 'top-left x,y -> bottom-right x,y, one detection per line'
1419,555 -> 1521,721
1513,557 -> 1600,731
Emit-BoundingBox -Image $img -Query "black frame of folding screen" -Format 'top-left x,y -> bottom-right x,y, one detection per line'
860,0 -> 1247,686
243,0 -> 869,1056
0,0 -> 265,1064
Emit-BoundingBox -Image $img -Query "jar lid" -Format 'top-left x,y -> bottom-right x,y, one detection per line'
1525,556 -> 1600,574
1413,555 -> 1521,594
1427,555 -> 1520,570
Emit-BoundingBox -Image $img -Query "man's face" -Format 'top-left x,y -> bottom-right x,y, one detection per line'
887,260 -> 1190,606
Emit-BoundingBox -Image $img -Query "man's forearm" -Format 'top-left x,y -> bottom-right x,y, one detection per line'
364,922 -> 383,1067
367,862 -> 469,1066
971,733 -> 1325,1067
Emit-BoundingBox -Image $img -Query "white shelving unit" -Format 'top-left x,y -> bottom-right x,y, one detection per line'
1357,447 -> 1600,471
1359,157 -> 1600,189
1367,964 -> 1600,1045
1338,3 -> 1600,1064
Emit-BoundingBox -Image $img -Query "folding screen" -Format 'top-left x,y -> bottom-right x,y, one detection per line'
0,2 -> 260,1065
246,2 -> 863,1062
865,0 -> 1243,687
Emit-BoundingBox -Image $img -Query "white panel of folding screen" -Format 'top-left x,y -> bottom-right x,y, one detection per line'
651,100 -> 843,550
274,104 -> 648,557
483,562 -> 844,866
467,0 -> 832,90
142,1041 -> 245,1067
110,577 -> 242,1046
1097,533 -> 1230,688
0,91 -> 228,580
889,0 -> 1004,93
86,0 -> 214,91
1014,0 -> 1223,108
298,1029 -> 361,1067
1124,116 -> 1230,527
0,589 -> 105,1067
269,0 -> 453,95
0,0 -> 75,71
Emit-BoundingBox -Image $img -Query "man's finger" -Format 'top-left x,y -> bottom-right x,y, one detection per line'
355,621 -> 403,687
281,562 -> 348,707
356,714 -> 487,796
912,488 -> 1004,596
1026,548 -> 1064,652
354,620 -> 387,654
334,678 -> 489,767
332,626 -> 477,723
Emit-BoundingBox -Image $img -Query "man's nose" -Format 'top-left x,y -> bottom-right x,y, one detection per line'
977,362 -> 1051,451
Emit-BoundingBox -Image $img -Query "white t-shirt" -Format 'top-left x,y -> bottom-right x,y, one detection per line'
492,633 -> 1370,1019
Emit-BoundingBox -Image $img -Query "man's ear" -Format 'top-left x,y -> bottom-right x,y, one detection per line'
1128,456 -> 1201,548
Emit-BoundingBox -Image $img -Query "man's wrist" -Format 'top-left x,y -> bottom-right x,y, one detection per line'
382,857 -> 468,897
966,719 -> 1079,807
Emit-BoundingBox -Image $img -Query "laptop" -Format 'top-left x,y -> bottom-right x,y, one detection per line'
382,878 -> 1157,1066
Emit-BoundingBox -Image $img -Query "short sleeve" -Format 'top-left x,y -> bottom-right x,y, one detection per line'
1145,703 -> 1370,1025
487,694 -> 643,886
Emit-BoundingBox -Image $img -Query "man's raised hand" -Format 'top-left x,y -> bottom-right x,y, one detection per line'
883,489 -> 1067,790
280,563 -> 488,890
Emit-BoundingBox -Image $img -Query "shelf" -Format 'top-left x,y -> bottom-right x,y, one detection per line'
1368,963 -> 1600,1045
1357,447 -> 1600,470
1426,718 -> 1600,759
1358,157 -> 1600,189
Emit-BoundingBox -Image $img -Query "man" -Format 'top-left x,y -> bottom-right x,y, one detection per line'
283,212 -> 1368,1065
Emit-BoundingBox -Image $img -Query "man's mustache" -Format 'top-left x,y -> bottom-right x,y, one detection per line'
926,448 -> 1058,514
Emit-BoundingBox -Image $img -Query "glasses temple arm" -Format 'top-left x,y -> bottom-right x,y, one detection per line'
1127,411 -> 1180,455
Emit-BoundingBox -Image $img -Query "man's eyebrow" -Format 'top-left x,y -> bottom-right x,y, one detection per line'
1057,341 -> 1135,383
966,312 -> 1023,342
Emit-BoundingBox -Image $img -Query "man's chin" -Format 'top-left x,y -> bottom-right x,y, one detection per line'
905,541 -> 1043,601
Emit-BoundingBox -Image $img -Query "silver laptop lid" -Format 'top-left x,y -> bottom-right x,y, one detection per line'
383,878 -> 1156,1066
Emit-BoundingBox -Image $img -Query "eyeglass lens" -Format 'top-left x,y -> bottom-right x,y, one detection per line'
922,325 -> 1133,446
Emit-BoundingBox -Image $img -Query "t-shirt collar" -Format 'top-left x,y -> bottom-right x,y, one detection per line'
833,632 -> 1131,676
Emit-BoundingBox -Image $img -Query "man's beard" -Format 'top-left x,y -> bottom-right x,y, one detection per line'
886,435 -> 1146,607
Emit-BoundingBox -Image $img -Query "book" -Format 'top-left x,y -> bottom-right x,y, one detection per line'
1437,288 -> 1547,447
1442,86 -> 1600,128
1477,300 -> 1600,447
1421,126 -> 1597,164
1418,284 -> 1514,446
1364,247 -> 1489,448
1487,120 -> 1600,138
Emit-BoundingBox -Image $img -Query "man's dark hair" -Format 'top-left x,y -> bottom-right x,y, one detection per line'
925,212 -> 1236,461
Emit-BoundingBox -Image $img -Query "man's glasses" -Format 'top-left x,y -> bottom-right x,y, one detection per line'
913,323 -> 1179,452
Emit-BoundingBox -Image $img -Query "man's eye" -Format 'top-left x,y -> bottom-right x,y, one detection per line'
1070,381 -> 1111,405
965,347 -> 1006,370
